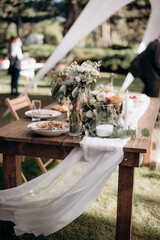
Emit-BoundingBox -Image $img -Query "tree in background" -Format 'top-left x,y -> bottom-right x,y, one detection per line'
0,0 -> 151,47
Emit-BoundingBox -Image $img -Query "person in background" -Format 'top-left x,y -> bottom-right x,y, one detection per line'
128,35 -> 160,97
8,36 -> 23,96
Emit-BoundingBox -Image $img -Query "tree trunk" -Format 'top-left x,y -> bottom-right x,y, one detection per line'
63,0 -> 80,36
102,20 -> 111,48
55,0 -> 80,71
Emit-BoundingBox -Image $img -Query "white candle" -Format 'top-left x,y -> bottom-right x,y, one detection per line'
125,90 -> 129,128
96,124 -> 113,137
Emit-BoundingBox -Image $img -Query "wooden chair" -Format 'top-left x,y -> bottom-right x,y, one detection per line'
4,94 -> 55,179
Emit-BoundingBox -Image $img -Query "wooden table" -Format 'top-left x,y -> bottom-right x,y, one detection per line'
0,98 -> 159,240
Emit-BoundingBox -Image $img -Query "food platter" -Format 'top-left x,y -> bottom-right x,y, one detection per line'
28,121 -> 69,137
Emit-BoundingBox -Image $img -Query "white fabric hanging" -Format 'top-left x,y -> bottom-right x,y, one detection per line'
0,94 -> 150,237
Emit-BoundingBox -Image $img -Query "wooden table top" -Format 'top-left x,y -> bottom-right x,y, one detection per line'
0,98 -> 159,154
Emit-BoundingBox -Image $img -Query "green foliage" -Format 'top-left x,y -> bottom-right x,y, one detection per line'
20,44 -> 138,74
22,44 -> 56,61
141,128 -> 150,137
43,21 -> 63,45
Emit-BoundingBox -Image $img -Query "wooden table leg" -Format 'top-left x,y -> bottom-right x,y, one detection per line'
142,136 -> 152,167
116,165 -> 135,240
3,154 -> 23,189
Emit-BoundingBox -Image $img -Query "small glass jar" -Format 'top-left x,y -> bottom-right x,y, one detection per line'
96,102 -> 114,137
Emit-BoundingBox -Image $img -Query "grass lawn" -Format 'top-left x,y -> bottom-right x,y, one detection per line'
0,72 -> 159,240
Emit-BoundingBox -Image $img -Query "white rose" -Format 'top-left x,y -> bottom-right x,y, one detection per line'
91,90 -> 98,96
89,96 -> 96,105
84,66 -> 91,72
97,92 -> 106,102
77,66 -> 84,73
75,76 -> 81,82
91,69 -> 99,76
106,92 -> 114,98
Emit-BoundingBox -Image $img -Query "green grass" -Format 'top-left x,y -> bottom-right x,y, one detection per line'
0,72 -> 159,240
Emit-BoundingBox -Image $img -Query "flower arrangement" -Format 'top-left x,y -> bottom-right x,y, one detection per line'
88,85 -> 123,115
51,60 -> 101,106
50,60 -> 101,138
82,84 -> 124,136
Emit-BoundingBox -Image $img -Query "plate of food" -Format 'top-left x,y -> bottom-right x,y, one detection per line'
28,121 -> 69,137
25,109 -> 61,119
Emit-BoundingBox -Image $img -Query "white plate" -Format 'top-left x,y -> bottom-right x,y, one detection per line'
28,121 -> 69,137
25,109 -> 61,119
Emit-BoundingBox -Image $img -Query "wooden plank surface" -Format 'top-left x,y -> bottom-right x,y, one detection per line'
0,98 -> 159,153
0,140 -> 73,159
0,119 -> 32,143
123,98 -> 160,153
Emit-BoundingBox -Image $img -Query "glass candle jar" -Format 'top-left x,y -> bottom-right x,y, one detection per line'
96,102 -> 114,137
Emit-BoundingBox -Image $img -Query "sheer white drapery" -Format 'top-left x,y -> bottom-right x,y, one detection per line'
0,95 -> 150,236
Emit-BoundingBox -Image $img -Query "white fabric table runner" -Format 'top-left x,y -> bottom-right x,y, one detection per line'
0,94 -> 150,236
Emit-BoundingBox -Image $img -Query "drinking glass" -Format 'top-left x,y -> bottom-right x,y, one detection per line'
32,100 -> 41,122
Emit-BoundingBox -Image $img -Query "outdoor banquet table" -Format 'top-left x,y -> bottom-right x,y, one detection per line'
0,97 -> 160,240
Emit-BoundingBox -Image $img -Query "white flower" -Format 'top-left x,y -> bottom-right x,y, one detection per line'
106,91 -> 114,98
75,76 -> 81,82
97,92 -> 106,102
90,90 -> 98,96
91,69 -> 99,76
89,96 -> 96,105
77,66 -> 85,73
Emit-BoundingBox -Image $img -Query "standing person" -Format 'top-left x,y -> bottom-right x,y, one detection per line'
8,36 -> 23,96
128,35 -> 160,97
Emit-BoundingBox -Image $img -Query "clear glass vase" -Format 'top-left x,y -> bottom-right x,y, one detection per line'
69,102 -> 83,138
96,102 -> 114,137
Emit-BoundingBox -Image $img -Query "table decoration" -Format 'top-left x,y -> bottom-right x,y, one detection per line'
50,60 -> 101,138
82,85 -> 124,137
96,102 -> 114,137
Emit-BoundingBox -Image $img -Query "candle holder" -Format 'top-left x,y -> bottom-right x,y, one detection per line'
96,102 -> 114,137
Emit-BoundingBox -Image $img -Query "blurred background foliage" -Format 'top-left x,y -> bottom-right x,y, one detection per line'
0,0 -> 151,74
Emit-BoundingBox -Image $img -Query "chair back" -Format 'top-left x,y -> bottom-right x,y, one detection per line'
5,94 -> 32,120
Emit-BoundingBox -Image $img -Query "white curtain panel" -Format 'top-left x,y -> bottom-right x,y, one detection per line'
0,95 -> 150,236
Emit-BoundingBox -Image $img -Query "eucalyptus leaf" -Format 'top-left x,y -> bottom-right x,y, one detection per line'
61,79 -> 74,85
59,85 -> 66,95
126,128 -> 136,137
78,91 -> 83,103
141,128 -> 150,137
72,86 -> 79,97
67,70 -> 77,76
85,88 -> 88,97
86,110 -> 93,118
